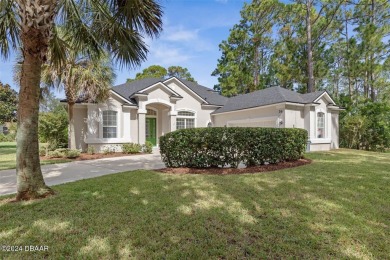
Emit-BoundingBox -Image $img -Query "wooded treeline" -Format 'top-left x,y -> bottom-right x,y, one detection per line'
212,0 -> 389,100
213,0 -> 390,151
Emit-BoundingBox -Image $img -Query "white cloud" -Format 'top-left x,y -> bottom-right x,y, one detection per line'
163,27 -> 198,42
142,23 -> 215,67
151,45 -> 191,65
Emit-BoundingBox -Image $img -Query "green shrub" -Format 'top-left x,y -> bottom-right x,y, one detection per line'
122,143 -> 142,154
103,147 -> 112,155
38,106 -> 68,149
0,133 -> 15,142
87,146 -> 95,155
159,127 -> 307,168
47,148 -> 80,159
39,144 -> 49,157
47,150 -> 63,158
340,100 -> 390,151
66,149 -> 80,159
142,141 -> 153,154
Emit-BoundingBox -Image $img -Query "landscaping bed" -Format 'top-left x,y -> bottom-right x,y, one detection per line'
158,158 -> 312,174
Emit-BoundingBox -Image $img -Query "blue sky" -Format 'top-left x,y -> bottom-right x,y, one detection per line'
0,0 -> 245,97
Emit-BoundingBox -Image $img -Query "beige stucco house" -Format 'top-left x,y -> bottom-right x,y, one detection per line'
70,77 -> 342,152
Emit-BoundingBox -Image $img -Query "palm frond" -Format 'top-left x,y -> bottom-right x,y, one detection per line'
0,0 -> 20,59
106,0 -> 163,38
49,26 -> 69,69
58,0 -> 103,58
55,0 -> 163,68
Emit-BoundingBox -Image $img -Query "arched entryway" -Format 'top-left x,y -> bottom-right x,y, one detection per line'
140,100 -> 176,146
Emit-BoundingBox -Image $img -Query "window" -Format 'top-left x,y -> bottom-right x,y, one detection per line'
317,112 -> 325,138
103,110 -> 117,138
146,109 -> 157,116
176,110 -> 195,129
178,111 -> 194,117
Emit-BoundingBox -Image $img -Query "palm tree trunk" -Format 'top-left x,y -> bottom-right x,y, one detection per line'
68,102 -> 76,149
15,0 -> 56,200
16,50 -> 53,200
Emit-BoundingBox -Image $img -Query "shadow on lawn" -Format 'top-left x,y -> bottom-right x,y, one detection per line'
0,143 -> 16,155
0,150 -> 389,259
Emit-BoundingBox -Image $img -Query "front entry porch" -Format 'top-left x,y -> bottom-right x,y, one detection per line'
138,103 -> 177,146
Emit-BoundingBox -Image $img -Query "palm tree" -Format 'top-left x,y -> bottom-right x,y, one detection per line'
42,52 -> 115,150
0,0 -> 163,201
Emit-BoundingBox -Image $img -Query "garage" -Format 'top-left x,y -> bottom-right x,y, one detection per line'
227,117 -> 278,128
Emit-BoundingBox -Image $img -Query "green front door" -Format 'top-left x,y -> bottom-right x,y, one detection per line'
145,118 -> 157,146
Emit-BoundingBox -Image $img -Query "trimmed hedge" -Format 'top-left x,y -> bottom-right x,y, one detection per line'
159,127 -> 308,168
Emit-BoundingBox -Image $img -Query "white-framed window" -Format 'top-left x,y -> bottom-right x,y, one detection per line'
317,112 -> 325,138
146,108 -> 157,116
176,110 -> 195,129
102,110 -> 117,138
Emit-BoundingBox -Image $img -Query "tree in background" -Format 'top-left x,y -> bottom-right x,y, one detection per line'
294,0 -> 344,92
167,66 -> 195,82
128,65 -> 167,81
0,0 -> 163,200
0,81 -> 18,124
127,65 -> 196,82
353,0 -> 390,101
213,0 -> 343,95
42,52 -> 115,150
212,0 -> 281,96
39,89 -> 60,112
38,102 -> 68,150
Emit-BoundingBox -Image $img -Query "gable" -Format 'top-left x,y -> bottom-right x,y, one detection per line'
313,92 -> 336,105
144,85 -> 173,102
139,82 -> 182,98
164,77 -> 228,106
164,78 -> 208,104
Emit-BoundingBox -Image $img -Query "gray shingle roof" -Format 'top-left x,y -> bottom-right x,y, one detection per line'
111,78 -> 328,112
301,90 -> 325,103
175,78 -> 229,106
111,78 -> 163,105
111,77 -> 229,106
212,86 -> 326,114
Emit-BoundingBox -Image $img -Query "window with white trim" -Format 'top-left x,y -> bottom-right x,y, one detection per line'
317,112 -> 325,138
146,108 -> 157,116
103,110 -> 117,138
176,110 -> 195,129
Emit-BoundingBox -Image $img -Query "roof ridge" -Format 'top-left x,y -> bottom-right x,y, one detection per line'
275,86 -> 287,101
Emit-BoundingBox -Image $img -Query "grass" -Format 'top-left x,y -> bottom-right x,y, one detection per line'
0,149 -> 389,259
0,142 -> 71,170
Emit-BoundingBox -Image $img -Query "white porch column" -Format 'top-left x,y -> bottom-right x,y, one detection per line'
138,109 -> 146,144
168,111 -> 177,132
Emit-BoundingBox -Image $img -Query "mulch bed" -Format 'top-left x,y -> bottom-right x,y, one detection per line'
40,152 -> 144,161
157,158 -> 312,175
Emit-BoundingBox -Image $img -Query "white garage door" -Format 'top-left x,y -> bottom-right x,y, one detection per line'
227,119 -> 277,128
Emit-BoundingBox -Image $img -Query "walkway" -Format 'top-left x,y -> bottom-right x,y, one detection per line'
0,151 -> 164,196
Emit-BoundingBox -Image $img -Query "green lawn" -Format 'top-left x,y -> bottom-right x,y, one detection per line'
0,142 -> 71,170
0,149 -> 389,259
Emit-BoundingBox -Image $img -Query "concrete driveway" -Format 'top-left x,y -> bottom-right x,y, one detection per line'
0,151 -> 164,196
